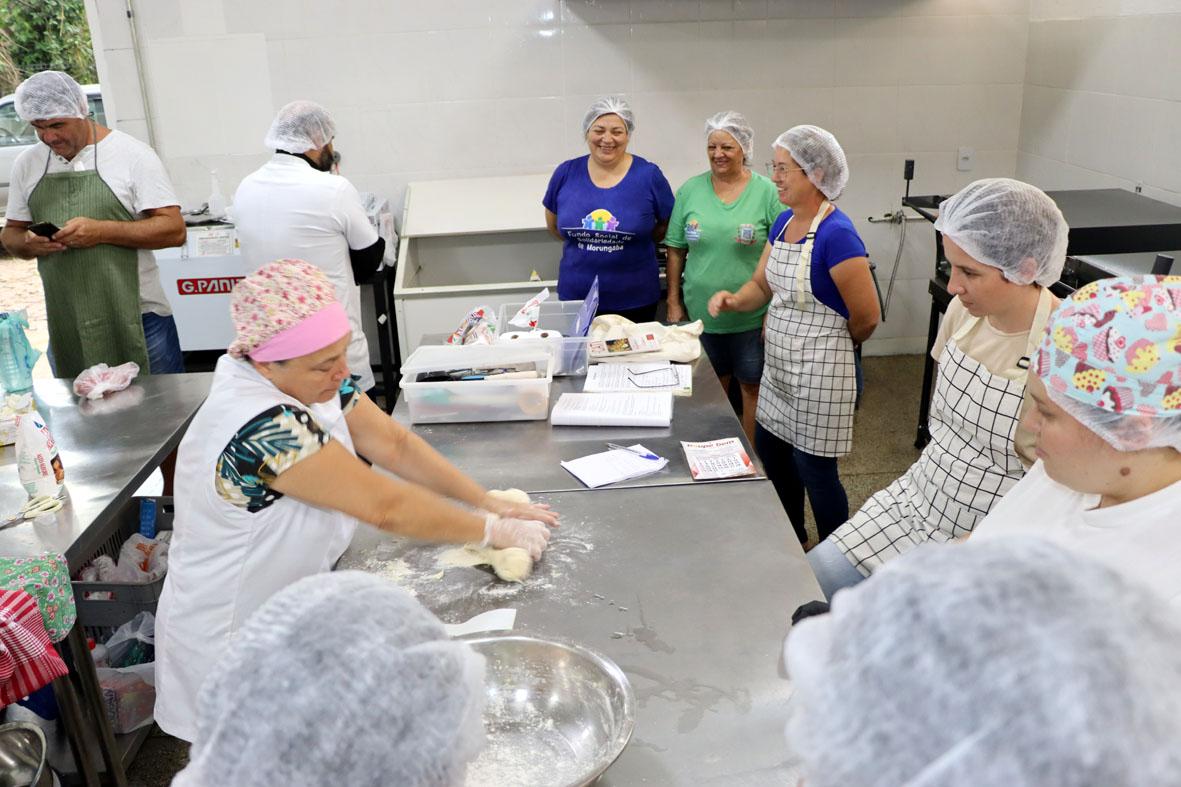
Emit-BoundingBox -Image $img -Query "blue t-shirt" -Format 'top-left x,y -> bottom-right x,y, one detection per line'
543,155 -> 675,310
768,207 -> 867,319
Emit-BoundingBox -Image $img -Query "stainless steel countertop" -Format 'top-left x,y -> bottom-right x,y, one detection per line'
395,353 -> 765,492
0,374 -> 213,570
340,481 -> 818,785
1069,249 -> 1181,278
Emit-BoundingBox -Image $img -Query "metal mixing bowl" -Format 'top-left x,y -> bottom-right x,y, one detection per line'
0,722 -> 52,787
463,634 -> 635,787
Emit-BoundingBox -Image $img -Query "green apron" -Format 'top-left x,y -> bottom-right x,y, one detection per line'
26,146 -> 149,378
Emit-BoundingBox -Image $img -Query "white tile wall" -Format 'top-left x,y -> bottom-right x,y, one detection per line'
1018,10 -> 1181,206
87,0 -> 1041,354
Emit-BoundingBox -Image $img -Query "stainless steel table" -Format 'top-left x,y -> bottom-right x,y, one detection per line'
0,373 -> 213,786
396,353 -> 765,492
341,482 -> 819,785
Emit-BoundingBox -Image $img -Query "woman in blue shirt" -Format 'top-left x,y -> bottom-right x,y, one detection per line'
543,96 -> 675,323
709,126 -> 880,546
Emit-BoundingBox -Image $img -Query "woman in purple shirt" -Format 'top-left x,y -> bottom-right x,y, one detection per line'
543,96 -> 675,323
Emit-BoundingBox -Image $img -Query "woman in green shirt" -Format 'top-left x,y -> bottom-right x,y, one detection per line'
665,111 -> 784,442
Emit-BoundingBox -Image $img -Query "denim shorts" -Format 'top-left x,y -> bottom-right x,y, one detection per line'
699,327 -> 764,384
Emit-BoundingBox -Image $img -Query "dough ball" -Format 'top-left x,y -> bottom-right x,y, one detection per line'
489,547 -> 533,583
487,488 -> 531,506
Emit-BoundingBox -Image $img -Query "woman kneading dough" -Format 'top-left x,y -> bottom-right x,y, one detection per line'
154,259 -> 558,742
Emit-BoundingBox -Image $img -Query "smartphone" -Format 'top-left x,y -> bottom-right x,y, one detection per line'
29,222 -> 61,238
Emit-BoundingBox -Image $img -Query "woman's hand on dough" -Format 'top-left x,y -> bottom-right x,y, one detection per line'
483,514 -> 552,560
480,491 -> 559,526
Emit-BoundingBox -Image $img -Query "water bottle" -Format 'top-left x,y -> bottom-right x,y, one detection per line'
0,310 -> 39,395
139,498 -> 157,539
207,170 -> 228,220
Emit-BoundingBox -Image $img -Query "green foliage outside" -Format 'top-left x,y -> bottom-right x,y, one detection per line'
0,0 -> 97,95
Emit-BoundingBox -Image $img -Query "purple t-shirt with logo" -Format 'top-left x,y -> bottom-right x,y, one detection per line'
543,155 -> 675,310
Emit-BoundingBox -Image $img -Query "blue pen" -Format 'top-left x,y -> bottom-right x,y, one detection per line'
606,443 -> 661,460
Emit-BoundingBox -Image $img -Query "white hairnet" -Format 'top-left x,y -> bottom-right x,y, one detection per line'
784,538 -> 1181,787
14,71 -> 88,122
174,571 -> 486,787
582,96 -> 634,136
934,178 -> 1069,287
705,111 -> 754,164
772,125 -> 848,201
264,100 -> 337,151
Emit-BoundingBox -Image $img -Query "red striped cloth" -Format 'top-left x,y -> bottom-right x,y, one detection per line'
0,589 -> 68,706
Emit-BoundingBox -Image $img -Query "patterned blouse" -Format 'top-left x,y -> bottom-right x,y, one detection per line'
215,377 -> 362,512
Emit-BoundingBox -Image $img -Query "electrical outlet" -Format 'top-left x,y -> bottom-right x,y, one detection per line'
956,147 -> 974,172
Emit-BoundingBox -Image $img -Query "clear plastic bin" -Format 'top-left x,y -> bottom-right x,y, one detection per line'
399,344 -> 553,424
496,299 -> 592,376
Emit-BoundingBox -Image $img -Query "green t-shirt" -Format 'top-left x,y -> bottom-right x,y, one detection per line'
665,171 -> 784,334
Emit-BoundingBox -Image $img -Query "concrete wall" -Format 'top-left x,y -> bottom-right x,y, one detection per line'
84,0 -> 1035,354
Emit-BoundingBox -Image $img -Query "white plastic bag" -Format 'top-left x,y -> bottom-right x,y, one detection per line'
104,611 -> 155,668
112,532 -> 171,583
72,362 -> 140,400
97,661 -> 155,733
14,408 -> 64,498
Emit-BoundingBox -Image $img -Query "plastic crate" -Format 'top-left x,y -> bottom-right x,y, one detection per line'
400,344 -> 554,424
72,496 -> 173,638
496,300 -> 592,376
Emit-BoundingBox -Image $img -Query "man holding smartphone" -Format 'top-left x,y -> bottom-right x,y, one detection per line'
0,71 -> 186,378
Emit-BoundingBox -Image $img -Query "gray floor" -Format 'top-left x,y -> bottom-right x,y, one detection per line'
123,353 -> 926,786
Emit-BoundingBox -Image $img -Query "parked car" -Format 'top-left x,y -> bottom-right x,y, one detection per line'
0,84 -> 103,216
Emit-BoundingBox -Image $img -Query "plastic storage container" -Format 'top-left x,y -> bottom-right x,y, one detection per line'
73,496 -> 174,638
496,299 -> 592,376
400,344 -> 554,424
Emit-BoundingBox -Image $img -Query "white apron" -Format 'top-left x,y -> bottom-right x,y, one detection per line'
756,202 -> 857,457
833,287 -> 1054,574
154,356 -> 359,741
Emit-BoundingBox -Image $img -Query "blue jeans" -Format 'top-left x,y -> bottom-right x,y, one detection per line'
755,423 -> 849,544
48,313 -> 185,375
699,328 -> 764,385
806,537 -> 867,601
141,312 -> 185,373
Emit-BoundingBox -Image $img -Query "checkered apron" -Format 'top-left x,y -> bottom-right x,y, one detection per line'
834,287 -> 1054,574
756,202 -> 857,457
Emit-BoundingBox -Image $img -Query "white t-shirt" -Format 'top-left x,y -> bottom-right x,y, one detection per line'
232,154 -> 379,391
5,130 -> 180,316
973,460 -> 1181,605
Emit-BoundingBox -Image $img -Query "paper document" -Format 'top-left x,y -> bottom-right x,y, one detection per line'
561,444 -> 669,488
588,331 -> 661,358
681,438 -> 757,480
583,362 -> 692,396
550,392 -> 673,427
444,608 -> 517,637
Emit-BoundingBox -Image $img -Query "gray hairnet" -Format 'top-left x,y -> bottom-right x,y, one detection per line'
784,538 -> 1181,787
582,96 -> 634,136
175,571 -> 486,787
14,71 -> 88,122
772,125 -> 848,201
264,100 -> 337,151
934,178 -> 1069,287
705,111 -> 754,164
